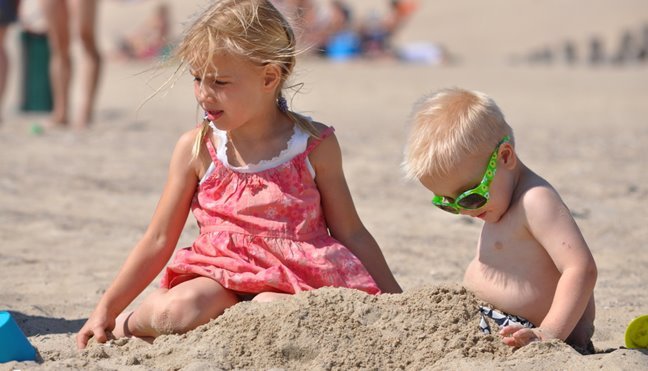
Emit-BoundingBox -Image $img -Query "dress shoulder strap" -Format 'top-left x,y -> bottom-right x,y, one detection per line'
204,122 -> 224,163
304,126 -> 335,156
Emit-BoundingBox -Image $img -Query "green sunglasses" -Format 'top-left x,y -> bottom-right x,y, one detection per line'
432,136 -> 510,214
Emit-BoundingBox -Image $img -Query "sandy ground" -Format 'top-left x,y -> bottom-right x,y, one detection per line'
1,0 -> 648,369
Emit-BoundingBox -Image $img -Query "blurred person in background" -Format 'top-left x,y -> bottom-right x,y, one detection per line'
359,0 -> 418,58
42,0 -> 101,130
113,1 -> 171,61
0,0 -> 20,123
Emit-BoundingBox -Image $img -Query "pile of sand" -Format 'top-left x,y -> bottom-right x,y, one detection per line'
13,284 -> 647,370
39,285 -> 524,369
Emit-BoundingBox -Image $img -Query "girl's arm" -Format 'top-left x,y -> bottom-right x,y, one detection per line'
309,131 -> 402,294
76,129 -> 203,348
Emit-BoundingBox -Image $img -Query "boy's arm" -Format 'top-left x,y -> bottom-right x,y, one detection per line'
504,186 -> 597,346
309,132 -> 402,294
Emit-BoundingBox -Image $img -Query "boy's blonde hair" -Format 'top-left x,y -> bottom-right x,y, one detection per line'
173,0 -> 318,158
403,88 -> 514,180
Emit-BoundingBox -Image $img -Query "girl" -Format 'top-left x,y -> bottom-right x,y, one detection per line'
76,0 -> 401,349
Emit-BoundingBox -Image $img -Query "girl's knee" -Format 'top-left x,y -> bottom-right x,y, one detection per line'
150,284 -> 239,335
149,296 -> 190,335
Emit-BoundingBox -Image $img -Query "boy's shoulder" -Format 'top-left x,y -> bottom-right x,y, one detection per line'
514,173 -> 571,224
521,184 -> 563,209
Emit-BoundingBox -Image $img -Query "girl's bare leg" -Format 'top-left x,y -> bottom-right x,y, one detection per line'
43,0 -> 71,126
71,0 -> 101,129
113,277 -> 239,339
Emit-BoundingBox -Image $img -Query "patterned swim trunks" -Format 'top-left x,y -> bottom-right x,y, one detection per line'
478,306 -> 535,334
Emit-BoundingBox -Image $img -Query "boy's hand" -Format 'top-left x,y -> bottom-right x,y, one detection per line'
499,324 -> 550,347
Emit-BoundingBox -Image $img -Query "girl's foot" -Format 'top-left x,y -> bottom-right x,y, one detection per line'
252,292 -> 291,303
112,310 -> 155,343
112,310 -> 134,338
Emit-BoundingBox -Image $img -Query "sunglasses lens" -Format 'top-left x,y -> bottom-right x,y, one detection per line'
435,204 -> 459,214
457,193 -> 488,209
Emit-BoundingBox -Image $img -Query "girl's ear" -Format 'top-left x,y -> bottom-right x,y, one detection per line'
262,64 -> 282,92
500,143 -> 516,169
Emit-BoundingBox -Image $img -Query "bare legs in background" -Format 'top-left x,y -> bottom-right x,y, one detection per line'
43,0 -> 101,129
0,25 -> 9,123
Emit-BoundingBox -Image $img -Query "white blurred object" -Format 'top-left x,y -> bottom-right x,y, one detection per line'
397,41 -> 446,65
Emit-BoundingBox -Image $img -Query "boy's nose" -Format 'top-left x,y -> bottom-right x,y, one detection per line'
459,209 -> 480,217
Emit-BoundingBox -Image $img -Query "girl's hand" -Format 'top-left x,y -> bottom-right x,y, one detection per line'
499,324 -> 551,348
76,308 -> 115,350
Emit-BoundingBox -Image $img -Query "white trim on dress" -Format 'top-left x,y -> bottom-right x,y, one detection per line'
199,122 -> 316,184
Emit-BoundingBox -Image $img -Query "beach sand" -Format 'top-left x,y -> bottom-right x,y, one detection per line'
1,0 -> 647,369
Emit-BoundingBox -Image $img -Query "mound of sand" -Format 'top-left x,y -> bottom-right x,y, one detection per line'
47,286 -> 512,369
17,285 -> 646,371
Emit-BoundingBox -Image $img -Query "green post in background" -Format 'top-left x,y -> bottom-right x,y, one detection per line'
20,30 -> 52,112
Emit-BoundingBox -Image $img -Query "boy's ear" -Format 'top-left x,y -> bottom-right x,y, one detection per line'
262,64 -> 282,92
500,143 -> 516,169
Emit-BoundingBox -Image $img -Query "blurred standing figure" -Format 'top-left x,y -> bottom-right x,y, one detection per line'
0,0 -> 20,123
114,2 -> 170,61
42,0 -> 101,129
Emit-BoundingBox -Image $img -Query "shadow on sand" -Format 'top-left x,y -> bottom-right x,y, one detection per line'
10,311 -> 86,337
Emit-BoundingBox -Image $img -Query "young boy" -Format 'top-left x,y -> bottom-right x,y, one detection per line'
402,88 -> 597,350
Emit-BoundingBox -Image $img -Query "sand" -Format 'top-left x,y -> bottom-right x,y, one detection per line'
1,0 -> 648,369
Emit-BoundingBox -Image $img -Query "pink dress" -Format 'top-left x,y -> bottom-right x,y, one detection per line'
160,125 -> 381,295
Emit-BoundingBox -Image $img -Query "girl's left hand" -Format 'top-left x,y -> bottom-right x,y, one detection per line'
499,324 -> 550,347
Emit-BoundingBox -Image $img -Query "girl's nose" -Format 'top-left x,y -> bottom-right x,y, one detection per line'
196,80 -> 217,99
198,83 -> 212,99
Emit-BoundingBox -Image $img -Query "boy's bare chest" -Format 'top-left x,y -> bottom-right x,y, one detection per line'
466,222 -> 561,320
476,221 -> 552,269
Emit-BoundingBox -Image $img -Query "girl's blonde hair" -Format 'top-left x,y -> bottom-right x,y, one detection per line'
402,88 -> 514,180
172,0 -> 319,158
